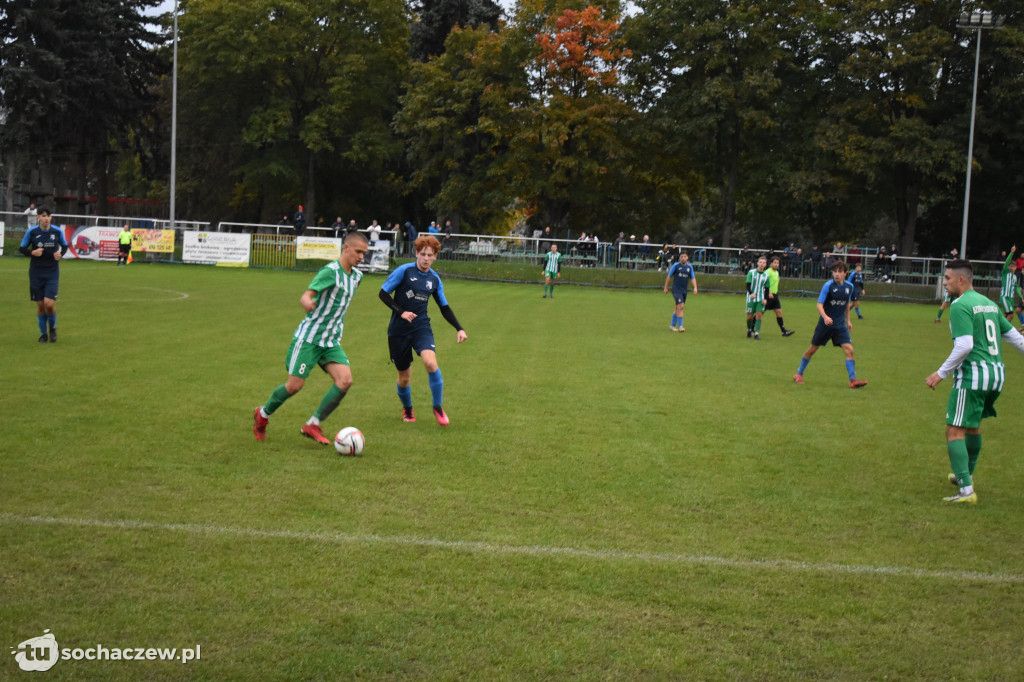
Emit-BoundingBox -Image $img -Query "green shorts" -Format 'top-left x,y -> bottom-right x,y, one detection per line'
285,337 -> 349,378
544,270 -> 558,279
999,296 -> 1015,314
745,298 -> 765,315
945,387 -> 999,429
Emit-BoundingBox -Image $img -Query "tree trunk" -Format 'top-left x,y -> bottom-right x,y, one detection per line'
305,150 -> 316,228
717,116 -> 740,248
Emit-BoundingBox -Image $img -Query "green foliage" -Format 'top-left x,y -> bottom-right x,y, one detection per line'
178,0 -> 408,222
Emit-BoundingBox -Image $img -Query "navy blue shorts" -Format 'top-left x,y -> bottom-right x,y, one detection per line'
851,288 -> 862,302
672,290 -> 688,305
388,327 -> 436,372
810,320 -> 851,347
29,269 -> 60,302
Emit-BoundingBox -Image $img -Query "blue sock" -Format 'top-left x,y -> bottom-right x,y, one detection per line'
38,315 -> 47,335
671,315 -> 678,326
1018,312 -> 1024,324
48,314 -> 56,330
396,383 -> 412,409
427,369 -> 444,408
797,357 -> 810,375
845,359 -> 856,380
678,315 -> 683,327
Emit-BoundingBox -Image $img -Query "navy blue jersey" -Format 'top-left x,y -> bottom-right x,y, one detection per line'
668,261 -> 696,292
381,262 -> 450,335
818,279 -> 853,328
846,271 -> 864,292
20,225 -> 68,271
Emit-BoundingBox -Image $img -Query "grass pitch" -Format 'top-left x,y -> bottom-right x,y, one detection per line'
2,259 -> 1023,680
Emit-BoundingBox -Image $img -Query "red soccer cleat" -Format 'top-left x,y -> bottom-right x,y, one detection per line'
300,423 -> 331,444
850,379 -> 868,389
402,407 -> 416,423
433,406 -> 450,426
253,407 -> 269,442
793,374 -> 804,384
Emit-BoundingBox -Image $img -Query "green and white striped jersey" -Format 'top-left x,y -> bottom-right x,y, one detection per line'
746,267 -> 770,300
294,260 -> 363,347
949,289 -> 1012,391
1000,253 -> 1019,299
543,250 -> 562,273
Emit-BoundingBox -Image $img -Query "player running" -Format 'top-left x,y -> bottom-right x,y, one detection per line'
926,259 -> 1024,503
663,251 -> 697,331
19,207 -> 68,343
745,255 -> 770,339
793,260 -> 868,388
542,243 -> 562,298
379,235 -> 468,425
253,232 -> 369,444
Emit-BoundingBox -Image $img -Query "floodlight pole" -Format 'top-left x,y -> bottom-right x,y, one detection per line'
957,11 -> 1004,260
170,0 -> 178,231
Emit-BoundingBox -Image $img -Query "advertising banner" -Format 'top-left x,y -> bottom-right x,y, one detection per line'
296,236 -> 341,261
182,232 -> 251,267
131,229 -> 175,253
61,225 -> 122,261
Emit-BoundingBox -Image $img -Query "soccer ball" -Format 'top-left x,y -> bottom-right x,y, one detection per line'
334,427 -> 365,456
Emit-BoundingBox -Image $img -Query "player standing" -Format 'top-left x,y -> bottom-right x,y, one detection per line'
765,256 -> 795,337
19,207 -> 68,343
997,245 -> 1022,323
663,251 -> 697,331
745,255 -> 770,339
542,243 -> 562,298
926,259 -> 1024,503
379,235 -> 468,425
847,263 -> 866,319
253,232 -> 369,444
793,260 -> 868,388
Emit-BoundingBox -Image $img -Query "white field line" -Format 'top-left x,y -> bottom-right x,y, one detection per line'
2,512 -> 1022,584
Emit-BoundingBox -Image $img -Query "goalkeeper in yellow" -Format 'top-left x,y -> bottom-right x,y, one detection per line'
926,259 -> 1024,504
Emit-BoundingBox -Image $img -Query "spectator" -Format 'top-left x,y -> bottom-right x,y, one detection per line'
331,217 -> 344,239
427,221 -> 440,234
367,220 -> 381,242
848,244 -> 861,266
640,235 -> 652,263
293,205 -> 306,236
656,243 -> 672,272
23,202 -> 38,228
875,245 -> 887,281
791,247 -> 804,278
809,245 -> 822,278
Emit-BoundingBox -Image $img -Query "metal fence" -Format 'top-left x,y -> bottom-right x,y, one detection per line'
3,211 -> 1015,302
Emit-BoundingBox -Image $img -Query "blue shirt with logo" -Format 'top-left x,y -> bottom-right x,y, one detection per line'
20,225 -> 68,272
381,262 -> 449,335
668,261 -> 696,294
818,279 -> 853,328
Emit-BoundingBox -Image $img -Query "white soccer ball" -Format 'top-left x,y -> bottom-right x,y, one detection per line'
334,427 -> 365,456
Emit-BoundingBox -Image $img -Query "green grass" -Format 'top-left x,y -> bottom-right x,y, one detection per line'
2,258 -> 1023,680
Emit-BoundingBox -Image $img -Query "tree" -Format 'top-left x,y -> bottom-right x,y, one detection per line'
627,0 -> 807,248
0,0 -> 163,213
177,0 -> 408,223
408,0 -> 502,62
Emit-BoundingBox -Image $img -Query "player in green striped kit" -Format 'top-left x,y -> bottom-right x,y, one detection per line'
253,232 -> 369,445
926,259 -> 1024,503
997,245 -> 1023,323
745,255 -> 770,339
542,243 -> 562,298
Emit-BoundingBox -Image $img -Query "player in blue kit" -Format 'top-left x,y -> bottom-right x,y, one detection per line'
846,263 -> 865,319
19,207 -> 68,343
663,251 -> 697,331
793,260 -> 868,388
380,235 -> 468,425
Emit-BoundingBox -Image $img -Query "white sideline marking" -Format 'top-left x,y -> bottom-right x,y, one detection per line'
2,512 -> 1022,584
134,286 -> 190,301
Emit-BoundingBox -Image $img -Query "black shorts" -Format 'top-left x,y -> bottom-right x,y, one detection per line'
810,320 -> 852,347
388,327 -> 437,372
29,269 -> 59,301
119,243 -> 131,254
765,295 -> 782,311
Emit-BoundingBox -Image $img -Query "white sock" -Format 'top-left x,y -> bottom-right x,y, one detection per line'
306,416 -> 320,426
